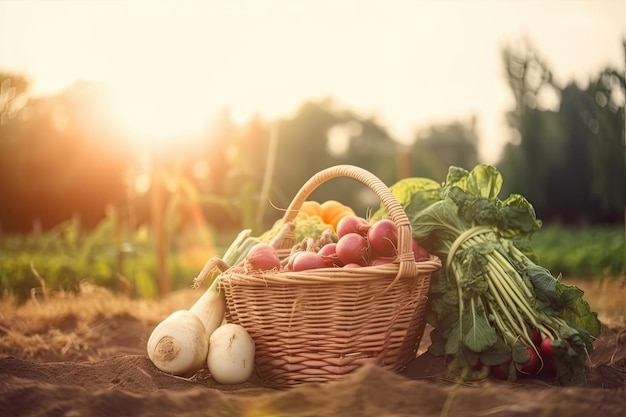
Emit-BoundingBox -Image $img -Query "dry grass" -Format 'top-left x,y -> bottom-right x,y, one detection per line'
0,282 -> 202,361
0,278 -> 623,363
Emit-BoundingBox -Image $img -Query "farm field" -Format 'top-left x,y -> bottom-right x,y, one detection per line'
0,276 -> 624,417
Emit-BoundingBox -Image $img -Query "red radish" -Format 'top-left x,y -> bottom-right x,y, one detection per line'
244,243 -> 281,272
490,363 -> 510,380
318,243 -> 342,267
519,347 -> 541,374
286,250 -> 303,271
539,359 -> 556,377
336,215 -> 370,238
411,239 -> 430,260
368,219 -> 398,257
291,251 -> 327,271
540,337 -> 554,358
336,233 -> 371,266
529,327 -> 542,346
343,262 -> 362,268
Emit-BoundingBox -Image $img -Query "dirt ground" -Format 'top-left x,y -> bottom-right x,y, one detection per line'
0,282 -> 625,417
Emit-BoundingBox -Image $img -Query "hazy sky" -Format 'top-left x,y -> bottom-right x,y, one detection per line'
1,0 -> 625,162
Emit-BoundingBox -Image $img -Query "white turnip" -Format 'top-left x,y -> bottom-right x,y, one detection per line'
147,310 -> 209,376
207,323 -> 256,384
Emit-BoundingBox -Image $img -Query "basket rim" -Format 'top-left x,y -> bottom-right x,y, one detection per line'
218,255 -> 441,286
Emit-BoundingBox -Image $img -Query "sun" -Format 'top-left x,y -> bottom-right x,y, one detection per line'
107,77 -> 218,150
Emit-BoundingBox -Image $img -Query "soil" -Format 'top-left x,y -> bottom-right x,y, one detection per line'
1,291 -> 625,417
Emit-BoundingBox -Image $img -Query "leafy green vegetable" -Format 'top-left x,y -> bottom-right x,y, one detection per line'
396,164 -> 601,386
371,177 -> 442,220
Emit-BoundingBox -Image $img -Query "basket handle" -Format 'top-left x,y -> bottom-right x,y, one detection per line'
278,164 -> 420,280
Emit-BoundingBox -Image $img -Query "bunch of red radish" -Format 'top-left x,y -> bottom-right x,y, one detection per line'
240,215 -> 430,274
491,328 -> 564,380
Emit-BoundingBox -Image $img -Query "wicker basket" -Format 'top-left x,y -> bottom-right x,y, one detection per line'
218,165 -> 441,388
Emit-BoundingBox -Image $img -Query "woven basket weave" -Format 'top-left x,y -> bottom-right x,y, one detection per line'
218,165 -> 441,388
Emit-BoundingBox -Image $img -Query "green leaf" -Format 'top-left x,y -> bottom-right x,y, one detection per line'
511,341 -> 530,363
498,194 -> 543,237
456,247 -> 490,299
527,264 -> 561,303
372,177 -> 442,220
551,339 -> 589,386
561,293 -> 602,338
478,336 -> 511,366
462,307 -> 497,352
444,164 -> 503,199
527,264 -> 601,338
445,321 -> 462,355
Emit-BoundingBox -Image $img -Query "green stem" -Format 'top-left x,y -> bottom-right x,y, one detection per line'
446,226 -> 493,271
484,273 -> 526,338
486,301 -> 518,346
485,270 -> 534,346
490,249 -> 534,299
450,261 -> 466,336
488,265 -> 555,337
463,233 -> 534,300
222,229 -> 252,265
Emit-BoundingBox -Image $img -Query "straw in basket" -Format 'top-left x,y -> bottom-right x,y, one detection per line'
218,165 -> 441,388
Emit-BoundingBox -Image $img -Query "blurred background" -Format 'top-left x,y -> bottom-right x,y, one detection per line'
0,0 -> 624,300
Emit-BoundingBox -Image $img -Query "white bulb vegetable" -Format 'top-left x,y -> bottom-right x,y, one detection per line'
207,323 -> 256,384
146,310 -> 209,376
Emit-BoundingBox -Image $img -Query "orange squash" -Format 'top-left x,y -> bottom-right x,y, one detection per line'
295,200 -> 323,222
320,200 -> 355,231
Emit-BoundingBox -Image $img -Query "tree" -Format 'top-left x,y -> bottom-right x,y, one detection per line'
498,40 -> 563,209
498,40 -> 625,224
410,117 -> 481,182
0,80 -> 131,232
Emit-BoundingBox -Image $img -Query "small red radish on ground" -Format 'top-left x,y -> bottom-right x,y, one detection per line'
519,347 -> 542,375
336,232 -> 371,266
490,363 -> 510,380
368,219 -> 398,257
336,215 -> 370,238
244,243 -> 281,272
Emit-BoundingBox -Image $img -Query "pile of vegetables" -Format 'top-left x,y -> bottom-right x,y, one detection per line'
147,164 -> 600,387
147,199 -> 411,382
146,242 -> 256,383
379,164 -> 601,386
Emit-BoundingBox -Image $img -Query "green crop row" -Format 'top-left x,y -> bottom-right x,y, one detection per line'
0,216 -> 208,302
530,225 -> 625,278
1,220 -> 623,302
